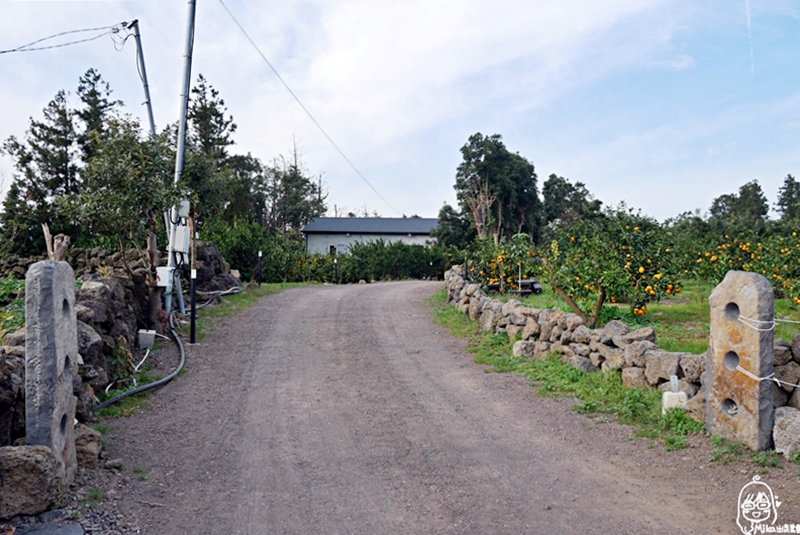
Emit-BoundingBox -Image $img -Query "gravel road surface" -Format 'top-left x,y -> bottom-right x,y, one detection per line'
94,281 -> 800,534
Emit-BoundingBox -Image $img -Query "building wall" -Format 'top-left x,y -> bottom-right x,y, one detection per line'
305,233 -> 433,254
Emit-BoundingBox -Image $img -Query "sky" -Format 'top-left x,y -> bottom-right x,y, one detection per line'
0,0 -> 799,222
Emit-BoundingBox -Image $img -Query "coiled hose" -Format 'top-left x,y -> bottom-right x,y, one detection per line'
92,286 -> 242,412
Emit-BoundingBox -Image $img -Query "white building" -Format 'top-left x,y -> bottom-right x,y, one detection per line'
302,217 -> 438,254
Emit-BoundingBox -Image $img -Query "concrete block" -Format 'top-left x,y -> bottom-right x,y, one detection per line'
707,271 -> 774,450
25,261 -> 78,483
662,391 -> 688,415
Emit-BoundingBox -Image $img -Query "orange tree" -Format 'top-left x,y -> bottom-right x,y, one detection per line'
691,231 -> 800,302
533,207 -> 682,327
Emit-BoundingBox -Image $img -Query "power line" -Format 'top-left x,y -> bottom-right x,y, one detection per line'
0,23 -> 129,55
216,0 -> 401,217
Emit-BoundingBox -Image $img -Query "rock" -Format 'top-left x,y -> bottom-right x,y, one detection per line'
559,329 -> 572,345
104,458 -> 124,470
590,340 -> 623,361
501,299 -> 522,316
773,406 -> 800,457
569,343 -> 591,357
775,339 -> 793,366
518,307 -> 541,319
468,299 -> 482,321
533,341 -> 551,360
644,349 -> 682,386
787,387 -> 800,410
0,445 -> 67,519
513,340 -> 537,358
539,321 -> 554,342
793,333 -> 800,364
549,325 -> 564,344
521,318 -> 540,340
507,310 -> 527,327
570,355 -> 597,373
506,324 -> 522,341
539,308 -> 566,327
776,383 -> 791,408
659,380 -> 699,399
74,424 -> 102,469
564,314 -> 584,332
600,320 -> 630,344
589,352 -> 603,368
775,362 -> 800,392
603,348 -> 626,370
611,335 -> 629,349
3,328 -> 25,347
684,388 -> 707,424
624,341 -> 657,368
622,367 -> 649,389
3,345 -> 24,358
570,325 -> 592,344
625,327 -> 656,344
679,354 -> 705,383
74,382 -> 98,424
480,309 -> 497,333
465,283 -> 479,297
77,320 -> 103,367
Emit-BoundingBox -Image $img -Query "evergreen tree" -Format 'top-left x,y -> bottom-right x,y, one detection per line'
1,90 -> 78,254
75,68 -> 123,162
777,174 -> 800,221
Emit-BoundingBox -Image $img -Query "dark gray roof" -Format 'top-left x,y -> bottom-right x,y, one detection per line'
302,217 -> 438,235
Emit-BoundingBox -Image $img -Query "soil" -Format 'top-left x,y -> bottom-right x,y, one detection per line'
8,280 -> 800,534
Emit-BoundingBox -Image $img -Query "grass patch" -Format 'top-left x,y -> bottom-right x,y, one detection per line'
95,388 -> 150,418
133,467 -> 148,481
430,289 -> 705,449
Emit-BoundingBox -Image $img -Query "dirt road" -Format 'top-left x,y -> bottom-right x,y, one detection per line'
102,281 -> 800,534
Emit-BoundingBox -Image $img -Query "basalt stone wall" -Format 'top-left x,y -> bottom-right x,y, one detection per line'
444,266 -> 800,450
1,241 -> 241,293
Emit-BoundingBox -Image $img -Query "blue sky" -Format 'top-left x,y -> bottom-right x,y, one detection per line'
0,0 -> 798,222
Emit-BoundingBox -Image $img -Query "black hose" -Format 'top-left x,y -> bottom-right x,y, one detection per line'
92,286 -> 241,412
93,317 -> 186,412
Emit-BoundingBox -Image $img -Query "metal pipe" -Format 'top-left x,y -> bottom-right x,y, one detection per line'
129,20 -> 156,137
166,0 -> 197,315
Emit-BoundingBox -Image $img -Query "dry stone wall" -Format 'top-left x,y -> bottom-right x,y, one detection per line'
445,266 -> 800,432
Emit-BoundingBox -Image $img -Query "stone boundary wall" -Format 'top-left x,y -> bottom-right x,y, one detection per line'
445,266 -> 800,443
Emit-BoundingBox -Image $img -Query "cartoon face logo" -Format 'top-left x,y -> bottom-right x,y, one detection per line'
737,476 -> 781,534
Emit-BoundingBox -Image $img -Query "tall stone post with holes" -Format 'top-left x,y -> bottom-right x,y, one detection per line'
707,270 -> 774,450
25,260 -> 78,483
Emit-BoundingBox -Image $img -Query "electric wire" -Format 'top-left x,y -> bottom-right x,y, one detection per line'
0,23 -> 129,55
215,0 -> 401,217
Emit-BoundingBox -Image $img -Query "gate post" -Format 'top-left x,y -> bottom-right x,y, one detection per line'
707,270 -> 774,450
25,260 -> 78,483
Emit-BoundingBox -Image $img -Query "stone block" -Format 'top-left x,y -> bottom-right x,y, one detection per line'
506,324 -> 522,341
564,314 -> 584,331
570,355 -> 597,373
775,362 -> 800,392
775,339 -> 793,366
569,343 -> 591,357
25,261 -> 78,484
600,320 -> 629,344
662,391 -> 688,414
549,325 -> 564,344
480,309 -> 497,333
501,299 -> 522,316
625,327 -> 656,344
624,340 -> 656,368
685,388 -> 707,424
0,445 -> 67,519
621,367 -> 649,389
707,270 -> 774,451
512,340 -> 537,358
773,406 -> 800,457
679,353 -> 705,383
571,324 -> 592,344
644,349 -> 681,386
521,318 -> 540,340
74,423 -> 102,469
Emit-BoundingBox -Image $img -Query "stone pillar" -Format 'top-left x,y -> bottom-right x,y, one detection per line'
25,260 -> 78,483
707,270 -> 774,450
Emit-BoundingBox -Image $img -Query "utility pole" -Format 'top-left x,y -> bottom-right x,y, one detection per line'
128,20 -> 156,137
165,0 -> 197,315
